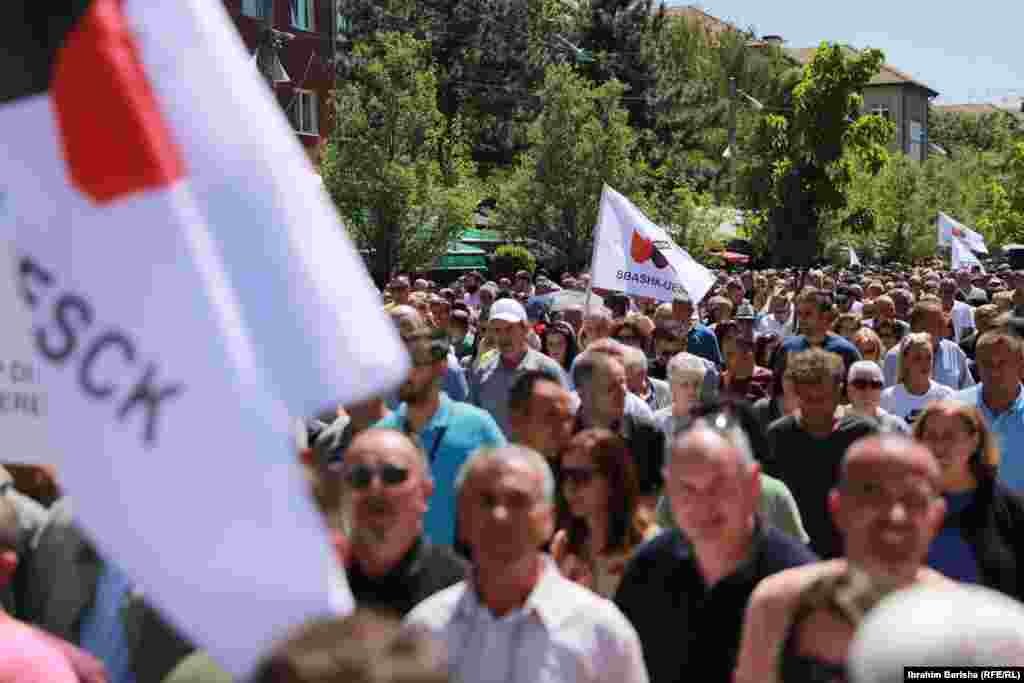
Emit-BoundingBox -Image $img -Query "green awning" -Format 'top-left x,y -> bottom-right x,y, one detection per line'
431,242 -> 489,271
458,228 -> 505,245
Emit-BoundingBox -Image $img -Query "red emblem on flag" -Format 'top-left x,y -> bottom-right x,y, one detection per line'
52,0 -> 185,204
630,231 -> 669,269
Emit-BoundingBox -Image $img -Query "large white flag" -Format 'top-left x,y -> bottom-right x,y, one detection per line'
938,212 -> 988,254
951,235 -> 985,272
0,0 -> 409,675
591,185 -> 715,304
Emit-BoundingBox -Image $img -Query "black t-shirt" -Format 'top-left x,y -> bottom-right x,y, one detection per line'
764,415 -> 878,559
347,538 -> 467,617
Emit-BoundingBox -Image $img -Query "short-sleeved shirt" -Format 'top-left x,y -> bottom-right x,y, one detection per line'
376,394 -> 506,546
882,339 -> 976,391
880,381 -> 955,425
955,384 -> 1024,491
765,415 -> 879,559
468,347 -> 569,436
687,324 -> 724,367
777,334 -> 861,375
613,525 -> 816,683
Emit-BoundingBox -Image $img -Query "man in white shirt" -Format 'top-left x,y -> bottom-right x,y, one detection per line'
404,445 -> 649,683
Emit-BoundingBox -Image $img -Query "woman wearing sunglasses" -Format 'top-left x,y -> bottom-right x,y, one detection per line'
839,361 -> 909,433
551,429 -> 660,598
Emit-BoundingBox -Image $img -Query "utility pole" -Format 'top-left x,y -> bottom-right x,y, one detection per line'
727,76 -> 738,199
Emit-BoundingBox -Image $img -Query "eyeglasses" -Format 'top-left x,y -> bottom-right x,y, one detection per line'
850,378 -> 884,390
561,466 -> 598,488
343,463 -> 410,490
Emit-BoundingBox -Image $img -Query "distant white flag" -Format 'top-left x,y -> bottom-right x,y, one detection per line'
938,212 -> 988,253
591,185 -> 715,304
848,246 -> 861,268
0,0 -> 411,675
951,235 -> 984,272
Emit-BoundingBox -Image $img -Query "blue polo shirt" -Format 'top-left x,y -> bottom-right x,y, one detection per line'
955,384 -> 1024,491
375,393 -> 506,546
778,333 -> 861,373
688,323 -> 723,367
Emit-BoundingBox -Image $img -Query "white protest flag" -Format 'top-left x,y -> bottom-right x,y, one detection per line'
938,211 -> 988,253
0,241 -> 49,462
951,235 -> 984,272
848,246 -> 861,268
0,0 -> 410,675
591,185 -> 715,304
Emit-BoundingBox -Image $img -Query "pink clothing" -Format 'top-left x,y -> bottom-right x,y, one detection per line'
0,619 -> 79,683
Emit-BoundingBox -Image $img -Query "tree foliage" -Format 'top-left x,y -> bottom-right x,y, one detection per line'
495,64 -> 638,270
322,32 -> 480,285
978,142 -> 1024,245
739,43 -> 894,267
929,108 -> 1023,156
491,244 -> 537,278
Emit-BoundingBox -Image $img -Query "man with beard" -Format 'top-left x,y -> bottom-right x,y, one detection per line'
733,435 -> 951,683
377,329 -> 506,547
469,299 -> 569,437
463,271 -> 484,311
335,429 -> 468,617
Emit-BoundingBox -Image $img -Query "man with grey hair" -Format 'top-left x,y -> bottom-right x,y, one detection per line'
614,419 -> 816,683
848,584 -> 1024,683
623,345 -> 671,412
405,445 -> 649,683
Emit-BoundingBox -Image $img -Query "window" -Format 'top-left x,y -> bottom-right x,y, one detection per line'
909,120 -> 924,161
337,11 -> 353,37
869,105 -> 891,120
241,0 -> 265,18
290,0 -> 314,31
292,90 -> 318,135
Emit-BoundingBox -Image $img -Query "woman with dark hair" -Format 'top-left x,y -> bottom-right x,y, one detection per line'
540,320 -> 580,372
915,400 -> 1024,600
551,429 -> 660,598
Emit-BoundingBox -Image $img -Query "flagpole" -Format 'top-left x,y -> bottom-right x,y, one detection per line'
585,185 -> 611,316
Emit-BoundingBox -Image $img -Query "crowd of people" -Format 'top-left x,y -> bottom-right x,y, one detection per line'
6,260 -> 1024,681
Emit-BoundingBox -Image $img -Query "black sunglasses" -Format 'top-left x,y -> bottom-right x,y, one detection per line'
850,378 -> 884,390
561,466 -> 597,488
343,463 -> 410,489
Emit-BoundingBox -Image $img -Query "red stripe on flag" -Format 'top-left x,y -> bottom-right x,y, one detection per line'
52,0 -> 185,203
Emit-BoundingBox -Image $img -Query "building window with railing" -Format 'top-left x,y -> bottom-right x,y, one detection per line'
869,105 -> 891,120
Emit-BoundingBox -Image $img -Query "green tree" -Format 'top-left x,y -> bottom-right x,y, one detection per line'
491,244 -> 537,279
495,64 -> 639,270
739,43 -> 894,267
978,142 -> 1024,244
929,108 -> 1022,157
321,32 -> 480,285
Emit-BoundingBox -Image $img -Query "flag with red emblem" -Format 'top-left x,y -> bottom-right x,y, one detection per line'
0,0 -> 409,675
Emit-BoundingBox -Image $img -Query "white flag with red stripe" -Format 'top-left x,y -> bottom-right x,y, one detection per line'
938,211 -> 988,254
0,0 -> 409,675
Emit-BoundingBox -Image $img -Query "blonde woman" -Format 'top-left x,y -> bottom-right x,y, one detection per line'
880,333 -> 954,424
852,327 -> 884,364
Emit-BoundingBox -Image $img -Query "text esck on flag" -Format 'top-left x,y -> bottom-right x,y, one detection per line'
0,0 -> 409,676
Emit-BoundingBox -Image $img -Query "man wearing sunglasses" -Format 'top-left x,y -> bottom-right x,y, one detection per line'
337,429 -> 467,618
376,329 -> 506,548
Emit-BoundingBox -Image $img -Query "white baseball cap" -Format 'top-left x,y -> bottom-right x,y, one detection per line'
489,298 -> 527,324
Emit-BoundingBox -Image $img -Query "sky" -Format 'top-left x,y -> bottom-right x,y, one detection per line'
665,1 -> 1023,106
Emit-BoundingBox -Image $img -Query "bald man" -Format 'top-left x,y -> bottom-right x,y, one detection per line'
733,435 -> 952,683
336,429 -> 467,617
849,584 -> 1024,682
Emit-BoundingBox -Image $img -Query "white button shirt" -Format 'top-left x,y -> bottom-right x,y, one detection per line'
404,556 -> 649,683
